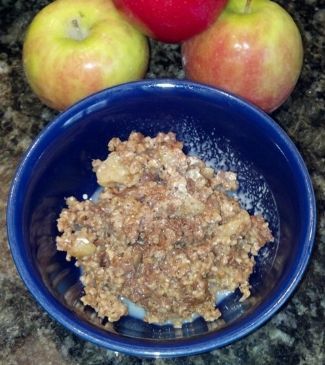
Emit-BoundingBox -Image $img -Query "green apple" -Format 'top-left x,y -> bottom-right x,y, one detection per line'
23,0 -> 149,110
182,0 -> 303,112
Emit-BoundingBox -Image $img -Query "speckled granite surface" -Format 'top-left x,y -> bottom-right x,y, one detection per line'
0,0 -> 324,364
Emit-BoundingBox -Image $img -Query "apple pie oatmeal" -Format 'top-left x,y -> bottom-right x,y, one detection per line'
56,132 -> 273,327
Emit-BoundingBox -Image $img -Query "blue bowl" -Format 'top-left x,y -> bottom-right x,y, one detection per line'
7,80 -> 316,357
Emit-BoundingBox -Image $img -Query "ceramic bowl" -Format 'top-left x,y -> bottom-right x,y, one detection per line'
7,80 -> 316,357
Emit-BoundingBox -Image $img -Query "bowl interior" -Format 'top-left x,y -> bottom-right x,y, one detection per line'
8,81 -> 315,355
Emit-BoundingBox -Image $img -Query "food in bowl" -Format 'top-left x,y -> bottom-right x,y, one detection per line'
56,131 -> 273,327
7,80 -> 316,356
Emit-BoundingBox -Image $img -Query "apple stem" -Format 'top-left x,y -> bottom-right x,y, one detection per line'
69,18 -> 88,41
244,0 -> 252,13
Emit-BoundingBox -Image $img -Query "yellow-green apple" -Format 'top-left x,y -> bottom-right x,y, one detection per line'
113,0 -> 228,43
182,0 -> 303,112
23,0 -> 149,110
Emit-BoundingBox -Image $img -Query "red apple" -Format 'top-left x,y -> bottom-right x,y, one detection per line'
113,0 -> 228,43
23,0 -> 149,111
182,0 -> 303,112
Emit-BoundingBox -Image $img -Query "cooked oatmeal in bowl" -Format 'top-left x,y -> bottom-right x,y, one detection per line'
7,80 -> 316,356
56,131 -> 273,327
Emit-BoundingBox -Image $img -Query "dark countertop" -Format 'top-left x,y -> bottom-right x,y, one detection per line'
0,1 -> 324,364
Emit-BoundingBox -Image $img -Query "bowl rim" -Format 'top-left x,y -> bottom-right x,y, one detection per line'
6,79 -> 316,358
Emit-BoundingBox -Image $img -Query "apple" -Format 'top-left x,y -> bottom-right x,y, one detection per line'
23,0 -> 149,111
113,0 -> 228,43
182,0 -> 303,112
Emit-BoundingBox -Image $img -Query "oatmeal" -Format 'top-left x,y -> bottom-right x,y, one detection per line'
56,132 -> 273,327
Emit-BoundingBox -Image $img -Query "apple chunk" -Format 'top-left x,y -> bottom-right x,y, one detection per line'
23,0 -> 149,110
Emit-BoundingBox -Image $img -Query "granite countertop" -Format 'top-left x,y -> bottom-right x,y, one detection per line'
0,0 -> 324,364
